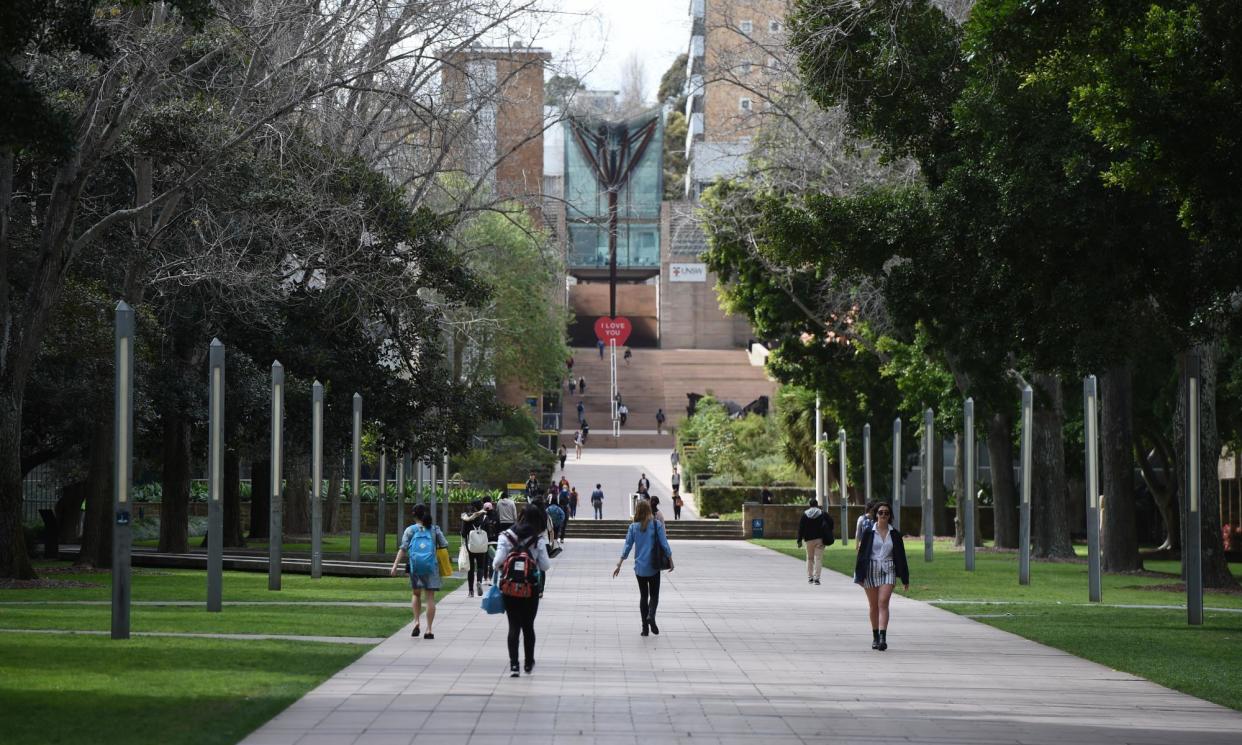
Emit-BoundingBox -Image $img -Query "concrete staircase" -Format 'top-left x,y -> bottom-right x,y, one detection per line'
568,518 -> 744,540
563,347 -> 774,449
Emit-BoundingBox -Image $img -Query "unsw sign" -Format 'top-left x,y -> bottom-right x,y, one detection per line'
670,263 -> 708,282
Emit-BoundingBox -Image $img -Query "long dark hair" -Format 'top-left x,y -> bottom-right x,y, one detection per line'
512,503 -> 544,541
412,503 -> 433,529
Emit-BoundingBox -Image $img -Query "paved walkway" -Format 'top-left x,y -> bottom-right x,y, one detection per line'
240,539 -> 1242,745
557,448 -> 695,520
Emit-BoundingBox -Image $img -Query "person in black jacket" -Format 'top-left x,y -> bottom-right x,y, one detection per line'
795,498 -> 834,585
852,501 -> 909,651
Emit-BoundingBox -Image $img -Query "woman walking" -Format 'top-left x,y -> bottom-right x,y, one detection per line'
574,430 -> 584,459
494,504 -> 552,677
853,501 -> 909,651
390,503 -> 448,639
461,500 -> 490,597
613,500 -> 674,636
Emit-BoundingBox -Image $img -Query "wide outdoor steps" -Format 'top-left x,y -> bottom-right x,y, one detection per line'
568,518 -> 743,540
563,346 -> 775,449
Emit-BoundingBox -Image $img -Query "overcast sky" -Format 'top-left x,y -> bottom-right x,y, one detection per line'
533,1 -> 691,99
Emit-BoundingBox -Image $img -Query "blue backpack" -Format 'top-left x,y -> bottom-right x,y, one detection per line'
406,524 -> 437,576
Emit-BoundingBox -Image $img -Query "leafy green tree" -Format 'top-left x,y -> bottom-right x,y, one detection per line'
545,74 -> 585,108
657,53 -> 688,113
663,112 -> 688,200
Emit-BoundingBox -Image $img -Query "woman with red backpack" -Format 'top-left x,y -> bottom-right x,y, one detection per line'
493,504 -> 552,677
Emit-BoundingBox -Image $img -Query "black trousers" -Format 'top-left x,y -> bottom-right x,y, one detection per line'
637,573 -> 661,624
503,595 -> 539,665
467,551 -> 487,587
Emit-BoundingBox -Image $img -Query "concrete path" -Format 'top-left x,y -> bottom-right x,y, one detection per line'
556,448 -> 695,520
240,539 -> 1242,745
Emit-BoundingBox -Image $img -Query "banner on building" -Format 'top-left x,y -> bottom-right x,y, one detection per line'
670,263 -> 708,282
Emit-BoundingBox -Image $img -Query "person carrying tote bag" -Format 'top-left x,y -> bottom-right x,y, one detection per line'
612,499 -> 673,637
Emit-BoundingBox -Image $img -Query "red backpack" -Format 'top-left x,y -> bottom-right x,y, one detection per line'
499,530 -> 540,598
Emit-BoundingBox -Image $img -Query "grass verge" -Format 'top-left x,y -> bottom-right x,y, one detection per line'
753,537 -> 1242,711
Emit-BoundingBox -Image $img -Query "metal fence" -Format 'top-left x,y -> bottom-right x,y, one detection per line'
22,462 -> 75,525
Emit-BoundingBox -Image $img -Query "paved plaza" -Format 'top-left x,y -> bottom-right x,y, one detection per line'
556,448 -> 695,519
240,538 -> 1242,745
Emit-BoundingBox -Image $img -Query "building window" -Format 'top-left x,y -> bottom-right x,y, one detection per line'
769,20 -> 782,33
740,20 -> 753,34
739,97 -> 752,112
739,60 -> 752,75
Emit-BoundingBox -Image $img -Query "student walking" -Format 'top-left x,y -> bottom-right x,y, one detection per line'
591,484 -> 604,519
494,504 -> 553,677
796,498 -> 835,585
854,501 -> 909,651
855,501 -> 878,548
390,503 -> 447,639
618,403 -> 629,426
577,400 -> 585,425
613,499 -> 674,636
655,408 -> 666,434
569,487 -> 580,518
547,497 -> 567,542
636,473 -> 650,496
670,467 -> 680,495
649,495 -> 665,524
568,378 -> 576,396
557,446 -> 567,472
670,449 -> 680,469
578,376 -> 586,395
623,347 -> 632,365
597,339 -> 605,358
496,491 -> 518,534
461,500 -> 490,597
672,493 -> 683,520
574,430 -> 584,459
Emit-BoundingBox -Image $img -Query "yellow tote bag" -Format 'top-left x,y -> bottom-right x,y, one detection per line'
436,547 -> 453,577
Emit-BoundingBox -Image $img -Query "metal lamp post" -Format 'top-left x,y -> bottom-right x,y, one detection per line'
923,408 -> 934,563
111,302 -> 134,638
1185,357 -> 1204,625
814,396 -> 823,503
269,361 -> 284,591
350,393 -> 362,562
396,454 -> 406,539
964,398 -> 976,571
1019,385 -> 1033,586
207,339 -> 225,611
310,381 -> 323,579
377,451 -> 387,555
892,418 -> 902,531
442,450 -> 450,527
838,428 -> 848,546
1083,376 -> 1101,602
863,423 -> 872,507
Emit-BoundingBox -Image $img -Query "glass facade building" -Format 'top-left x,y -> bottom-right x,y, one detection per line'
563,113 -> 664,271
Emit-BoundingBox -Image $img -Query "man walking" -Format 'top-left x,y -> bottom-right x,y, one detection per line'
670,467 -> 680,496
577,400 -> 585,425
655,408 -> 666,434
670,449 -> 679,469
496,491 -> 518,534
796,498 -> 834,585
636,473 -> 650,496
591,484 -> 605,519
597,338 -> 605,358
524,471 -> 540,500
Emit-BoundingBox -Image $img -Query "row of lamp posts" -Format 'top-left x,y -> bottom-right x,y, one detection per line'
110,302 -> 455,638
811,371 -> 1205,627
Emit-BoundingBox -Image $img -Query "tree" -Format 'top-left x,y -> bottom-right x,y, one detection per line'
545,74 -> 585,109
657,53 -> 688,113
618,53 -> 648,114
663,112 -> 688,201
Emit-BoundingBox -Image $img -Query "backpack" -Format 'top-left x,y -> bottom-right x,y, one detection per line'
499,530 -> 540,598
407,524 -> 438,576
467,519 -> 489,553
823,513 -> 836,547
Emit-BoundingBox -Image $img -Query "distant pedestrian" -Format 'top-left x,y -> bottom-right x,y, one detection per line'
670,467 -> 680,496
557,446 -> 567,471
577,400 -> 585,424
670,449 -> 679,468
582,420 -> 590,442
613,499 -> 673,637
854,501 -> 909,651
761,487 -> 774,505
495,504 -> 552,677
655,408 -> 666,434
461,500 -> 490,598
390,503 -> 447,639
796,497 -> 835,586
597,339 -> 605,358
650,495 -> 665,524
636,473 -> 650,496
578,376 -> 586,394
496,491 -> 518,534
591,484 -> 604,519
856,501 -> 878,548
568,378 -> 576,396
618,403 -> 629,426
672,493 -> 684,520
567,355 -> 574,372
624,347 -> 632,365
547,498 -> 567,541
569,487 -> 580,518
574,430 -> 584,459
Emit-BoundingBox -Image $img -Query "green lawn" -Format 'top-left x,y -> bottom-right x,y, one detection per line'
134,532 -> 464,557
0,634 -> 366,745
753,538 -> 1242,711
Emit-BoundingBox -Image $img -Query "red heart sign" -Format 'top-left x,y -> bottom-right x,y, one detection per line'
594,316 -> 632,347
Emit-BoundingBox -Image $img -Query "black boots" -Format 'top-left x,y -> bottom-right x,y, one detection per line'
878,630 -> 888,651
872,629 -> 880,650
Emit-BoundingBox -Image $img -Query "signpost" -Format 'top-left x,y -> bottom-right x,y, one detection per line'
838,428 -> 848,546
923,408 -> 934,563
892,418 -> 902,531
350,393 -> 362,562
310,381 -> 323,579
1185,357 -> 1204,625
1019,385 -> 1033,585
964,398 -> 976,572
269,361 -> 284,591
207,339 -> 224,611
1083,376 -> 1102,602
111,302 -> 134,639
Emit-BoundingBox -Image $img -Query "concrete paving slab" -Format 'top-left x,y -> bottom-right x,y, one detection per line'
241,538 -> 1242,745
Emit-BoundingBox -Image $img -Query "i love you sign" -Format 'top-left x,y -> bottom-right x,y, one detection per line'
594,316 -> 632,347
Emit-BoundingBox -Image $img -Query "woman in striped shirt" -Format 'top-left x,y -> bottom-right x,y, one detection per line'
853,501 -> 909,651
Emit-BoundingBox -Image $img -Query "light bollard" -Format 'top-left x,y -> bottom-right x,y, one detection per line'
1185,357 -> 1203,625
111,302 -> 135,639
863,423 -> 873,507
892,418 -> 902,531
923,408 -> 934,563
310,381 -> 324,579
1083,376 -> 1101,602
377,451 -> 387,555
269,361 -> 284,591
207,339 -> 225,611
396,454 -> 406,539
838,428 -> 849,546
430,460 -> 438,517
814,396 -> 823,503
1019,385 -> 1033,586
350,393 -> 362,562
964,398 -> 976,572
442,451 -> 450,527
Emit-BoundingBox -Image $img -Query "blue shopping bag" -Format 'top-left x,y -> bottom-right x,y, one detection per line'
481,584 -> 505,615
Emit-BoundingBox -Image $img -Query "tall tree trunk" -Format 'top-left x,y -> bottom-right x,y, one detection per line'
249,456 -> 271,540
222,448 -> 245,547
325,455 -> 343,534
0,390 -> 36,578
1173,343 -> 1238,588
284,453 -> 310,535
75,419 -> 113,567
1031,373 -> 1075,558
158,413 -> 192,553
988,410 -> 1020,548
1100,363 -> 1141,571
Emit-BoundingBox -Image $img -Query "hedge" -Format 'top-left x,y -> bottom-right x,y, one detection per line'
697,486 -> 814,516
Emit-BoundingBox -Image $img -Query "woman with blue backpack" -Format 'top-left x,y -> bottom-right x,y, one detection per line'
492,504 -> 552,677
613,499 -> 674,637
389,503 -> 448,640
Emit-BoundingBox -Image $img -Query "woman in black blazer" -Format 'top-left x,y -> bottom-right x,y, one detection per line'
853,501 -> 909,651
